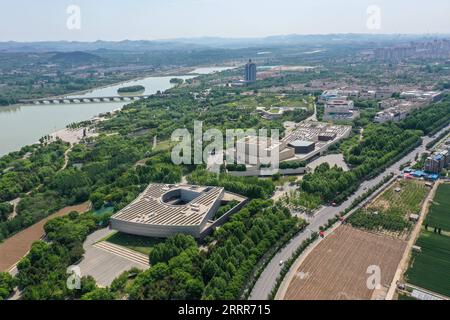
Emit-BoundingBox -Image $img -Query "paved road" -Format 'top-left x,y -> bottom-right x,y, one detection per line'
306,103 -> 317,122
249,124 -> 450,300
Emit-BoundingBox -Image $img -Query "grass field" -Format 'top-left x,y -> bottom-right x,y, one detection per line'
216,94 -> 314,113
348,180 -> 429,235
404,230 -> 450,297
369,179 -> 428,217
425,183 -> 450,232
104,232 -> 163,255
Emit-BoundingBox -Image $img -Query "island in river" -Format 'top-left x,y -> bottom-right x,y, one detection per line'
117,85 -> 145,94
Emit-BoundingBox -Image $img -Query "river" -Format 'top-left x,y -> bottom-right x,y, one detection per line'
0,67 -> 230,156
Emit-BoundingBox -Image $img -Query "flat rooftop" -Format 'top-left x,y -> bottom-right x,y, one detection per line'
282,121 -> 352,161
283,121 -> 351,146
325,99 -> 352,106
111,184 -> 224,226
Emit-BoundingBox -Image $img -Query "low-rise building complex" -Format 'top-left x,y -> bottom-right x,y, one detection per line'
231,121 -> 352,165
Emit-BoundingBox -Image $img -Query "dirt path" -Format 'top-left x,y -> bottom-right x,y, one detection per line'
60,144 -> 73,171
7,197 -> 21,220
0,201 -> 91,272
385,181 -> 439,300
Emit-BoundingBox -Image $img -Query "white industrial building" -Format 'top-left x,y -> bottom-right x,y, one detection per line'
323,98 -> 359,121
400,90 -> 443,102
230,121 -> 352,165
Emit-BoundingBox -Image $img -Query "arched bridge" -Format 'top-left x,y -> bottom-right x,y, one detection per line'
18,95 -> 152,105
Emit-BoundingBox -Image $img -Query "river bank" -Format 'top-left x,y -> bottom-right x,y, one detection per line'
0,66 -> 233,157
5,65 -> 235,104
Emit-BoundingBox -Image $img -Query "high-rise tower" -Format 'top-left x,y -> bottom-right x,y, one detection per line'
244,59 -> 257,83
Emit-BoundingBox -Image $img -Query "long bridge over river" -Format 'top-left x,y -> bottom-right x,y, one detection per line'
18,95 -> 153,105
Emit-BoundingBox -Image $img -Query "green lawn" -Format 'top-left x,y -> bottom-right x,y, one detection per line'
405,230 -> 450,297
93,206 -> 114,217
218,95 -> 313,111
372,180 -> 428,217
103,232 -> 164,255
425,183 -> 450,232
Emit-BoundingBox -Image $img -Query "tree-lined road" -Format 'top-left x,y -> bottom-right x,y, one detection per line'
249,124 -> 450,300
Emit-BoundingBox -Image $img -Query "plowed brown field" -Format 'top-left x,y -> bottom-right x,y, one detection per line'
0,202 -> 90,272
284,225 -> 406,300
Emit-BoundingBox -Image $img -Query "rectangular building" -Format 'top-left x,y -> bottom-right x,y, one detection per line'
288,140 -> 316,154
244,59 -> 257,83
424,153 -> 447,174
323,99 -> 358,121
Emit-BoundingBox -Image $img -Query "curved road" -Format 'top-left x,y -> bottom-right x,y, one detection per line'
249,124 -> 450,300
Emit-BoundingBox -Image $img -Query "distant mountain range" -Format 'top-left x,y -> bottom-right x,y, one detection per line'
166,33 -> 450,47
1,34 -> 449,52
48,51 -> 104,65
0,40 -> 207,53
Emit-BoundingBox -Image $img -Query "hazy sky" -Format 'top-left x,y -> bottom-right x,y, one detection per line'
1,0 -> 450,41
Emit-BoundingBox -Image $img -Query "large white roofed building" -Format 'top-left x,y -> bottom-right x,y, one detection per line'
111,184 -> 246,238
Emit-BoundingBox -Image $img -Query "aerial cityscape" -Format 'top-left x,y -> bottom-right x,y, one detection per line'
0,0 -> 449,313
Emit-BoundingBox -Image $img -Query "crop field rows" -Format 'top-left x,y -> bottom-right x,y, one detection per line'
404,183 -> 450,298
284,225 -> 406,300
425,183 -> 450,231
404,230 -> 450,297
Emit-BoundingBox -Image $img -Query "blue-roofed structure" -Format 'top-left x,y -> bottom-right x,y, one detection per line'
412,170 -> 426,178
425,174 -> 439,181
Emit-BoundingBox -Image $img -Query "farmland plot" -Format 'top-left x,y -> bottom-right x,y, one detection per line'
0,202 -> 90,271
348,180 -> 429,237
284,225 -> 406,300
404,230 -> 450,297
425,183 -> 450,232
